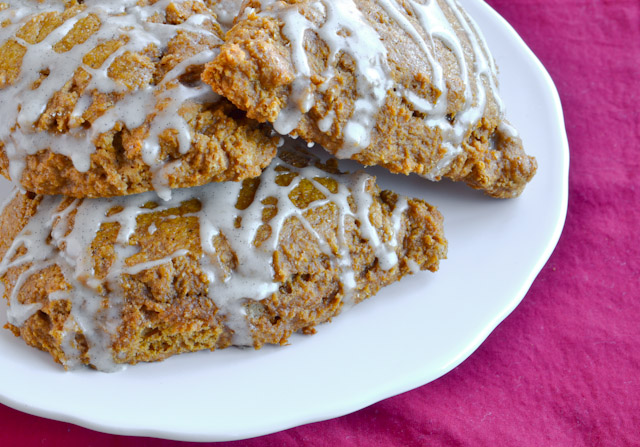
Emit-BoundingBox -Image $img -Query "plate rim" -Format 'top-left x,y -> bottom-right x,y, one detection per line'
0,0 -> 570,441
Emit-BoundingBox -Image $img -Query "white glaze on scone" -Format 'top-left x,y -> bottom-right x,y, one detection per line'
246,0 -> 506,177
0,0 -> 243,198
0,145 -> 409,371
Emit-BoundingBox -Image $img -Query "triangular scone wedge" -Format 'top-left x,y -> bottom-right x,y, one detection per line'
0,145 -> 446,371
0,0 -> 276,199
203,0 -> 537,198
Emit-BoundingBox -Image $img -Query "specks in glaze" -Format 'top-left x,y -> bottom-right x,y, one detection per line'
211,0 -> 246,31
269,0 -> 391,156
0,146 -> 408,371
260,0 -> 508,175
0,0 -> 225,197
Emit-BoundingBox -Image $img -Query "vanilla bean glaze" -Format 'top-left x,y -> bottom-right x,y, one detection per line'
0,145 -> 447,370
0,0 -> 276,198
204,0 -> 537,198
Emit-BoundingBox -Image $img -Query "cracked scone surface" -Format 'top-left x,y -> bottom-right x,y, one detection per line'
0,0 -> 276,198
203,0 -> 537,198
0,147 -> 447,370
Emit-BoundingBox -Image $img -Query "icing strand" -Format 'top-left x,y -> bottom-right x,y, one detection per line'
269,0 -> 392,156
261,0 -> 505,174
211,0 -> 246,31
0,145 -> 408,370
0,0 -> 223,196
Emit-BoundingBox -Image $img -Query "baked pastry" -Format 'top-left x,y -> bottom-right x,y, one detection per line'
0,0 -> 277,199
203,0 -> 537,198
0,145 -> 447,370
211,0 -> 248,31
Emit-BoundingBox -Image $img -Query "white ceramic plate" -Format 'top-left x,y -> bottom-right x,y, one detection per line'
0,0 -> 568,442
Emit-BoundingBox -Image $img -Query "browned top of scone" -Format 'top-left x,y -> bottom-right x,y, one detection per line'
203,0 -> 537,198
0,0 -> 277,198
0,146 -> 446,370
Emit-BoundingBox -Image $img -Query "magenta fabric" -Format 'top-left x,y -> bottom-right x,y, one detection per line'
1,1 -> 639,445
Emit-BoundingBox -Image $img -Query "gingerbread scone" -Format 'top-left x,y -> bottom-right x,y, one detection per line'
203,0 -> 537,198
0,0 -> 276,199
0,146 -> 446,371
211,0 -> 248,31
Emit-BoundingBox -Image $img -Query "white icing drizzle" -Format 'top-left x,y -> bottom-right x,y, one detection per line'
0,145 -> 409,370
0,0 -> 224,196
406,258 -> 421,275
269,0 -> 391,156
211,0 -> 246,31
260,0 -> 507,175
0,193 -> 59,327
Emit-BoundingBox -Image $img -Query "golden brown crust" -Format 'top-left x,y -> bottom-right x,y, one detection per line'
0,151 -> 447,369
203,0 -> 537,198
248,193 -> 445,347
0,0 -> 278,197
0,191 -> 41,261
6,100 -> 277,198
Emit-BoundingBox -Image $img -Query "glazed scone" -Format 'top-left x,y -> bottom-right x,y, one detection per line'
0,0 -> 276,199
0,145 -> 447,371
211,0 -> 248,31
203,0 -> 537,198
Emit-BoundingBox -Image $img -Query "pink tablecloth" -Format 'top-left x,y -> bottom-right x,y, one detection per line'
1,1 -> 638,445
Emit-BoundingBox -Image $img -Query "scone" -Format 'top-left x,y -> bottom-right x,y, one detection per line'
211,0 -> 248,31
0,0 -> 276,199
203,0 -> 537,198
0,144 -> 447,371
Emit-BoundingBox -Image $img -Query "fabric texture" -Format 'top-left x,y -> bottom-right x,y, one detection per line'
1,0 -> 639,445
